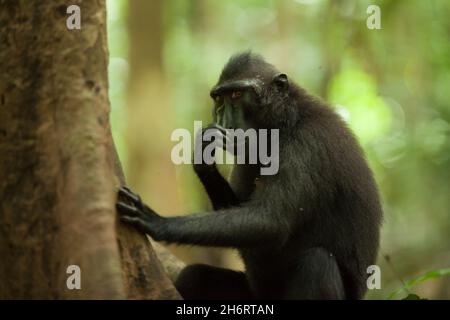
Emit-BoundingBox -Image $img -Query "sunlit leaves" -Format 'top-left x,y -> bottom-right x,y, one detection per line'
328,66 -> 392,144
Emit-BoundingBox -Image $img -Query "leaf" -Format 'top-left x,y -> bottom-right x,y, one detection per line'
388,268 -> 450,300
403,294 -> 426,300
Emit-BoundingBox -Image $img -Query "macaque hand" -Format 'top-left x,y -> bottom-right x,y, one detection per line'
193,123 -> 228,174
116,186 -> 167,241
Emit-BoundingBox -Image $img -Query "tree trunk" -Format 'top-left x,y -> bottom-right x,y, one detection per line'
0,0 -> 179,299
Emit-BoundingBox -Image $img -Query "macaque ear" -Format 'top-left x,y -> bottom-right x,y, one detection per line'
273,73 -> 289,91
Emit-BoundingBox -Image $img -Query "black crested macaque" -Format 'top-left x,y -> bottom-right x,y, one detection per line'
116,52 -> 382,300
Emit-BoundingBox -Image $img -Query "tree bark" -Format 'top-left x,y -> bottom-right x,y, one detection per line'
0,0 -> 179,299
112,141 -> 180,299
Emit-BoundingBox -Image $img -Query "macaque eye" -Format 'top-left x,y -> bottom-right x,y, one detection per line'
214,95 -> 223,103
231,91 -> 242,99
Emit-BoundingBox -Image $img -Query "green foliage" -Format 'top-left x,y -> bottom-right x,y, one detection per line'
389,268 -> 450,300
402,294 -> 425,300
106,0 -> 129,170
328,64 -> 392,144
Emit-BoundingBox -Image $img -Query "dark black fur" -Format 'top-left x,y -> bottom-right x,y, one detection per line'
117,52 -> 382,300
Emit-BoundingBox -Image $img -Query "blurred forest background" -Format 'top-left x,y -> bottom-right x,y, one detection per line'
106,0 -> 450,299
